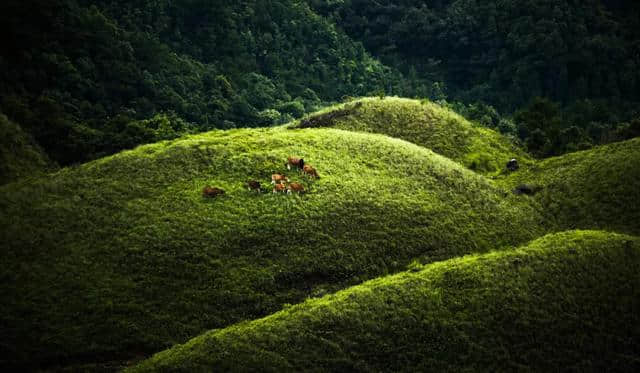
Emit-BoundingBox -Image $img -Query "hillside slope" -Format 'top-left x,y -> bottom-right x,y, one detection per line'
0,114 -> 52,184
499,137 -> 640,235
0,127 -> 545,369
129,230 -> 640,372
295,97 -> 530,174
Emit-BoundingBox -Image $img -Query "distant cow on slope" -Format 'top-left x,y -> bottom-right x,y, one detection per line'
273,183 -> 287,194
287,182 -> 305,194
247,180 -> 261,192
302,165 -> 319,179
203,186 -> 225,198
271,173 -> 289,184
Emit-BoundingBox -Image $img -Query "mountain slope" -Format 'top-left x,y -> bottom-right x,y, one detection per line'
295,97 -> 530,174
499,137 -> 640,235
0,126 -> 545,369
129,230 -> 640,372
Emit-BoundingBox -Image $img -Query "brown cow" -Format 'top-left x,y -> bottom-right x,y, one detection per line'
286,156 -> 305,171
271,173 -> 289,184
202,186 -> 225,198
302,164 -> 319,179
287,182 -> 305,194
247,180 -> 261,192
272,183 -> 287,194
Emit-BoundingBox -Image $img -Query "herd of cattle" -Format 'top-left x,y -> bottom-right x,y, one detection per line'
202,157 -> 525,198
202,156 -> 319,198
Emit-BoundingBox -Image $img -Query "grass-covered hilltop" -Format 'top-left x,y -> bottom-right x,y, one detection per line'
3,0 -> 640,370
1,97 -> 639,371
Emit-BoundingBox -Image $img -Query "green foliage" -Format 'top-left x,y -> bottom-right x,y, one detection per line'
129,230 -> 640,372
0,0 -> 402,165
465,152 -> 498,173
278,100 -> 306,119
0,124 -> 548,369
298,97 -> 531,175
498,137 -> 640,235
309,0 -> 640,110
1,100 -> 639,370
0,114 -> 53,184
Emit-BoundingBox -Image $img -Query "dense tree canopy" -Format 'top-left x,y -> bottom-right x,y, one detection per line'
0,0 -> 399,164
1,0 -> 639,165
309,0 -> 640,107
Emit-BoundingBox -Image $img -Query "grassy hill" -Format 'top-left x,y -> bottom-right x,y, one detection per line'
294,97 -> 531,174
0,125 -> 546,369
0,114 -> 52,185
498,137 -> 640,235
129,230 -> 640,372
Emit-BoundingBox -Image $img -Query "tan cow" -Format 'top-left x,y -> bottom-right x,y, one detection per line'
287,182 -> 305,194
286,156 -> 305,171
302,164 -> 319,179
272,183 -> 287,194
271,173 -> 289,184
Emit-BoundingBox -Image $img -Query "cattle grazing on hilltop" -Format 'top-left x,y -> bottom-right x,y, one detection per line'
273,183 -> 287,194
287,182 -> 305,194
271,173 -> 289,184
286,156 -> 305,171
302,164 -> 319,179
202,186 -> 225,198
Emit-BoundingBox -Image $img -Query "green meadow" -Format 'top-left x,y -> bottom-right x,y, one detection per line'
1,98 -> 638,370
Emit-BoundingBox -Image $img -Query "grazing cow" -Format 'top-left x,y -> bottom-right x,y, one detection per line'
287,182 -> 305,194
286,156 -> 305,171
506,158 -> 519,172
202,186 -> 225,198
273,183 -> 287,193
247,180 -> 261,192
271,173 -> 289,184
302,164 -> 319,179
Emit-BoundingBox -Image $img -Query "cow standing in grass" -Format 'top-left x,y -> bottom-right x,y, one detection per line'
271,173 -> 289,184
302,165 -> 319,179
287,182 -> 305,194
273,183 -> 287,194
286,157 -> 304,171
202,186 -> 225,198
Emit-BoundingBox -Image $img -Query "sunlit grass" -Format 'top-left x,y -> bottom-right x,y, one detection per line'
129,230 -> 640,372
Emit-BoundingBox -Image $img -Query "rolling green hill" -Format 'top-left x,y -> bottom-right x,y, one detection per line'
295,97 -> 530,174
0,114 -> 52,185
498,137 -> 640,235
1,99 -> 638,371
129,230 -> 640,372
0,125 -> 546,369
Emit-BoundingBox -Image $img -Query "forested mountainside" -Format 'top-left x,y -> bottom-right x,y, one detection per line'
2,0 -> 640,169
308,0 -> 640,109
308,0 -> 640,155
0,0 -> 398,165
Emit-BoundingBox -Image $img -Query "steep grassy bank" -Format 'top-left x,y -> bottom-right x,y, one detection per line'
295,97 -> 530,174
499,137 -> 640,235
130,230 -> 640,372
0,127 -> 544,369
